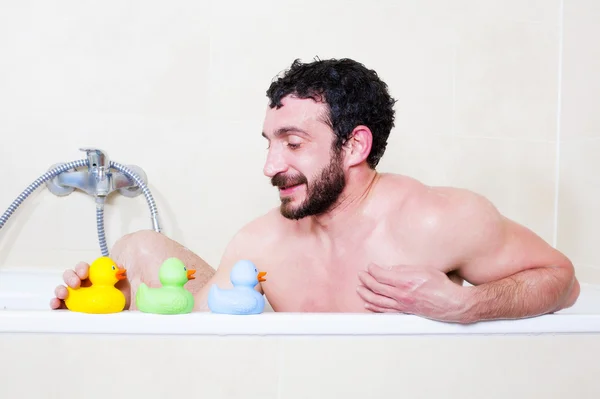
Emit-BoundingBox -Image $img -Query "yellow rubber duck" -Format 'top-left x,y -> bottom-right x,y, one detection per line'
65,256 -> 127,314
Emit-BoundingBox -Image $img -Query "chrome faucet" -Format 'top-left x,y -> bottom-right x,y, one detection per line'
1,147 -> 160,257
45,148 -> 148,199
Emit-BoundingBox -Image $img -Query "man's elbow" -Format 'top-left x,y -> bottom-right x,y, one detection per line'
553,260 -> 580,311
560,275 -> 580,310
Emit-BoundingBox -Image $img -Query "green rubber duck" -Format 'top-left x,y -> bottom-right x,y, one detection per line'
135,257 -> 196,314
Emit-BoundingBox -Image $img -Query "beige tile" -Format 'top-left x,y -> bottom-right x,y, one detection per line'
557,138 -> 600,265
208,0 -> 455,138
0,2 -> 211,120
560,0 -> 600,139
279,335 -> 600,399
452,0 -> 561,25
209,0 -> 561,142
573,265 -> 600,285
378,134 -> 556,244
0,334 -> 280,399
452,1 -> 561,140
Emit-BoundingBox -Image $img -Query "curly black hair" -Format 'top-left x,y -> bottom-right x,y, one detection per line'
266,58 -> 396,169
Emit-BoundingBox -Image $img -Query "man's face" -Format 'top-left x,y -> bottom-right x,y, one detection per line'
262,96 -> 346,220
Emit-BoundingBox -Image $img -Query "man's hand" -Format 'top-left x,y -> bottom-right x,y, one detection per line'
365,187 -> 579,323
50,262 -> 93,310
357,263 -> 467,322
357,261 -> 579,324
50,261 -> 130,310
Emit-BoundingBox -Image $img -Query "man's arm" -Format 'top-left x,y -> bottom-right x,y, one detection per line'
358,188 -> 579,323
193,223 -> 264,311
449,194 -> 579,322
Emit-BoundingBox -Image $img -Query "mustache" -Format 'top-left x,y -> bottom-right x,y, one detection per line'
271,173 -> 307,188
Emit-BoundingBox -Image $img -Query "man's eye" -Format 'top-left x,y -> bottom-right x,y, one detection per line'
287,143 -> 300,149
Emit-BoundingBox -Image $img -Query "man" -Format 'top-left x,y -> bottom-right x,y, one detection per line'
51,58 -> 579,323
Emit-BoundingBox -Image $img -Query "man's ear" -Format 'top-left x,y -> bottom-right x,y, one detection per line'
344,125 -> 373,167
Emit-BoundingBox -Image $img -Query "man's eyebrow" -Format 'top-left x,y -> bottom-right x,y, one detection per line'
262,126 -> 311,139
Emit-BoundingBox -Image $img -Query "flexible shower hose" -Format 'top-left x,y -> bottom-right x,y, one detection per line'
0,159 -> 161,257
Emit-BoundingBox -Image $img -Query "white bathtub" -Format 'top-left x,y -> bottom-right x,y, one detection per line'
1,268 -> 599,398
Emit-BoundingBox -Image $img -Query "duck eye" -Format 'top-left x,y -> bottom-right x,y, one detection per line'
184,267 -> 187,271
112,266 -> 115,270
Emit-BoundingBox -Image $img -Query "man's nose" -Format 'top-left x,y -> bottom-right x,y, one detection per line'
263,149 -> 288,177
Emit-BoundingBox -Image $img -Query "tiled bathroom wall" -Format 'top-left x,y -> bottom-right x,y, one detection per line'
0,0 -> 597,283
1,2 -> 599,399
556,0 -> 600,282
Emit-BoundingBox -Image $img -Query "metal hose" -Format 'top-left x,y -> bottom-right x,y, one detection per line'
96,197 -> 108,256
0,159 -> 162,256
0,159 -> 88,229
110,161 -> 161,233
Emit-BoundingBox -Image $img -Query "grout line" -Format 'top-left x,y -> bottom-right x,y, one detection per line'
553,0 -> 564,248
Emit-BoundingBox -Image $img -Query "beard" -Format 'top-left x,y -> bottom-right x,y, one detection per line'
271,150 -> 346,220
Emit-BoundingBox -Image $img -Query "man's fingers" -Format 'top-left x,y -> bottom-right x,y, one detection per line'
49,298 -> 59,309
366,263 -> 400,286
51,284 -> 70,310
367,264 -> 421,290
52,262 -> 90,310
49,297 -> 65,310
356,285 -> 398,309
358,270 -> 396,298
365,303 -> 396,313
74,262 -> 89,280
62,270 -> 81,289
54,285 -> 68,300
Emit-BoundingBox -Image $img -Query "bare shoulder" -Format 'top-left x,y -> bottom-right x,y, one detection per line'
375,174 -> 505,262
408,182 -> 500,226
221,206 -> 287,262
376,173 -> 496,211
375,174 -> 574,289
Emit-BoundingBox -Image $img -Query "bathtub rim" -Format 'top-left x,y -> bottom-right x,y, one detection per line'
1,268 -> 599,336
1,309 -> 600,336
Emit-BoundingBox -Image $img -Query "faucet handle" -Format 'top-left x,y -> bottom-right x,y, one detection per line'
79,147 -> 110,169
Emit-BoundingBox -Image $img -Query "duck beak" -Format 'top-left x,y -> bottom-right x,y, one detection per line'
257,271 -> 267,282
187,269 -> 196,280
115,268 -> 127,281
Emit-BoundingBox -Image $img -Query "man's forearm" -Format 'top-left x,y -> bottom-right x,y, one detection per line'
453,266 -> 577,324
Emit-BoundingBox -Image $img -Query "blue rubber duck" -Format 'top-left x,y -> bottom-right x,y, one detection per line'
207,259 -> 267,315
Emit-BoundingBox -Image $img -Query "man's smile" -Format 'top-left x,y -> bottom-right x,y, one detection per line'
279,183 -> 304,196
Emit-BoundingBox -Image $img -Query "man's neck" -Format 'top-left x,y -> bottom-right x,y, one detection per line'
309,168 -> 380,240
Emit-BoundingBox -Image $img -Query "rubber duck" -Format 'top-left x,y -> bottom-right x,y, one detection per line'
207,259 -> 267,315
135,257 -> 196,315
65,256 -> 127,314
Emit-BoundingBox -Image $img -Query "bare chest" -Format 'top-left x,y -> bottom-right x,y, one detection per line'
260,235 -> 413,313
